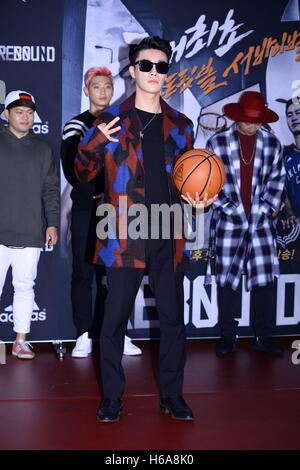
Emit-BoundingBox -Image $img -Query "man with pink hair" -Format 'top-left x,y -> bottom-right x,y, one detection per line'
61,67 -> 142,357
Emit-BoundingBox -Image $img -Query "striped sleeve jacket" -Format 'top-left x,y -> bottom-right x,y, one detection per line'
75,93 -> 194,270
205,123 -> 285,291
61,110 -> 95,187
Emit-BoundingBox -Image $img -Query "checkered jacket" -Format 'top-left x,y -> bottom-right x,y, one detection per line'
75,93 -> 194,270
205,123 -> 285,290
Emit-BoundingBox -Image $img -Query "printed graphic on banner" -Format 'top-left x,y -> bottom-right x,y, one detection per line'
76,0 -> 299,338
0,0 -> 68,342
0,45 -> 56,62
2,0 -> 299,342
0,302 -> 47,325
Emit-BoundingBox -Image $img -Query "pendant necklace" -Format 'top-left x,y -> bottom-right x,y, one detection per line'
139,107 -> 160,139
238,134 -> 256,166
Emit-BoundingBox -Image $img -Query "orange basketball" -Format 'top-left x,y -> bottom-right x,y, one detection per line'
172,148 -> 226,199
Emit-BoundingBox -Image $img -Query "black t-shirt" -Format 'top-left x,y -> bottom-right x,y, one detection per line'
137,109 -> 169,206
136,109 -> 173,265
61,110 -> 104,211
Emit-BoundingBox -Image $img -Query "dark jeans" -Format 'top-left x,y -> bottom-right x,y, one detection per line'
100,240 -> 186,399
71,209 -> 106,338
217,283 -> 275,339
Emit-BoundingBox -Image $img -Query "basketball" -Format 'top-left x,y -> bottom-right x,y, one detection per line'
172,148 -> 226,199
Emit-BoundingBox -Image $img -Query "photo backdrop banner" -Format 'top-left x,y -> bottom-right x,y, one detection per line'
1,0 -> 299,341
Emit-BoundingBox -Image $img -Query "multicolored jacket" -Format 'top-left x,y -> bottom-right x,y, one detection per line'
75,93 -> 194,270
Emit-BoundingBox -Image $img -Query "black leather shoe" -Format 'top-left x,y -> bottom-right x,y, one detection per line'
216,336 -> 236,358
97,398 -> 122,422
254,337 -> 284,357
160,396 -> 194,421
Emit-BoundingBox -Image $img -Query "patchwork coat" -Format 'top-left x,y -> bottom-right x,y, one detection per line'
205,123 -> 285,291
75,93 -> 194,270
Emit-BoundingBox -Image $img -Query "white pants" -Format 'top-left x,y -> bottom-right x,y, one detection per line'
0,245 -> 41,334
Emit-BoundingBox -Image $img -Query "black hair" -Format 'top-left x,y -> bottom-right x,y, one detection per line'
129,36 -> 172,65
285,97 -> 300,114
7,99 -> 36,111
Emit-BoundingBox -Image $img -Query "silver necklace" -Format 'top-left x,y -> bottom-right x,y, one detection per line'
238,134 -> 256,165
139,108 -> 160,139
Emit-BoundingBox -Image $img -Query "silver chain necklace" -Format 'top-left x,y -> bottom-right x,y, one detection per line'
238,134 -> 256,166
139,108 -> 160,139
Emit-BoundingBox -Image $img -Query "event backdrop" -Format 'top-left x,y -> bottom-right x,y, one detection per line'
1,0 -> 299,341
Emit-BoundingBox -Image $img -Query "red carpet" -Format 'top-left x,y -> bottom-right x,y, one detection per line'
0,338 -> 299,450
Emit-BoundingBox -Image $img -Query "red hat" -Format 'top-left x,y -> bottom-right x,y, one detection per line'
223,91 -> 279,124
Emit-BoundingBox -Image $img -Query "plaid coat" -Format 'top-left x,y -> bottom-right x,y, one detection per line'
75,93 -> 194,270
205,123 -> 285,290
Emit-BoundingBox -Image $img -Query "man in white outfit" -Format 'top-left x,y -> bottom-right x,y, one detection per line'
0,90 -> 59,359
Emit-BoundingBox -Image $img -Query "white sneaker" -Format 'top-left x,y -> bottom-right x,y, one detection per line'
71,332 -> 92,358
123,335 -> 142,356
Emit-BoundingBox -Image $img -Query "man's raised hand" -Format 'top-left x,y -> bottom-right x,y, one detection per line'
97,116 -> 121,142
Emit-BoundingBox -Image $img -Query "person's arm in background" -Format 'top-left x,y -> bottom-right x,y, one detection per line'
60,183 -> 73,257
61,120 -> 86,186
201,138 -> 227,210
284,193 -> 300,227
42,149 -> 60,247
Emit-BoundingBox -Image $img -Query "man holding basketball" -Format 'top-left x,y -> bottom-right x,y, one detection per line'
75,36 -> 210,422
206,91 -> 285,358
61,66 -> 141,358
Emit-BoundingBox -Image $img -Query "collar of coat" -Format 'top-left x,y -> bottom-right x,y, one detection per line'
95,92 -> 190,147
226,123 -> 268,206
118,92 -> 178,119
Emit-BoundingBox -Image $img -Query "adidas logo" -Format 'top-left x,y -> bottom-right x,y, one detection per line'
32,112 -> 49,134
0,302 -> 47,323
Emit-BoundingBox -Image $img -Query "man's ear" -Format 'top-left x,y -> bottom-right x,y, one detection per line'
3,109 -> 9,120
83,86 -> 89,97
129,65 -> 135,80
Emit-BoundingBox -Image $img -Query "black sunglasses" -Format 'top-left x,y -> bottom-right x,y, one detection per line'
134,59 -> 169,74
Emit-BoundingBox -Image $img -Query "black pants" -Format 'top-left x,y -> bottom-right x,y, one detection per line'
100,241 -> 186,399
217,283 -> 275,339
71,209 -> 106,338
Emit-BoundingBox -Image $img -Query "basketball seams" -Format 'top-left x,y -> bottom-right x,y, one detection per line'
182,159 -> 212,197
172,149 -> 226,198
190,159 -> 212,198
178,158 -> 211,193
173,150 -> 213,173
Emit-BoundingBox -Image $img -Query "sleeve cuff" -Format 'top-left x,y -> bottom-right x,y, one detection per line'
91,126 -> 109,146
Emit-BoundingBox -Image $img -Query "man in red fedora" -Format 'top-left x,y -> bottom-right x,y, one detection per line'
205,90 -> 286,357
